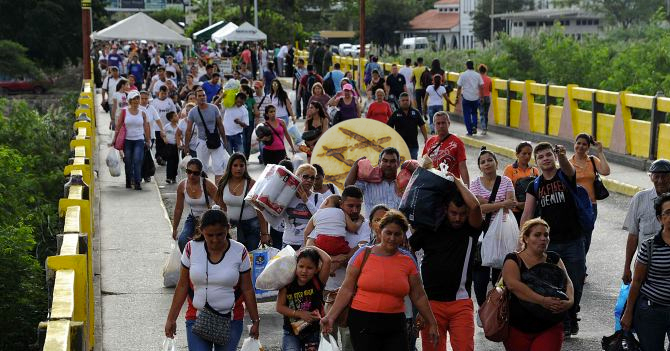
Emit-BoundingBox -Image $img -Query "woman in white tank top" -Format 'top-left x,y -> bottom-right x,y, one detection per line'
110,90 -> 151,190
215,153 -> 270,251
172,158 -> 221,252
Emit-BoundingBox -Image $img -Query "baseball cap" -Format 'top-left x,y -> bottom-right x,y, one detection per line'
343,84 -> 353,91
650,159 -> 670,173
127,90 -> 140,100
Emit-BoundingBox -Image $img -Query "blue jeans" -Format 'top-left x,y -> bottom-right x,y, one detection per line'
479,96 -> 491,130
409,147 -> 419,160
185,319 -> 242,351
243,124 -> 254,159
226,132 -> 244,155
282,328 -> 320,351
231,217 -> 261,252
548,238 -> 585,323
270,227 -> 283,250
584,204 -> 597,256
462,98 -> 479,134
633,295 -> 670,351
123,139 -> 145,185
178,214 -> 197,252
427,105 -> 442,133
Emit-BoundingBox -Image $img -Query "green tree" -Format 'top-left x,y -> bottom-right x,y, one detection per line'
0,40 -> 42,78
473,0 -> 534,43
365,0 -> 426,50
149,7 -> 185,24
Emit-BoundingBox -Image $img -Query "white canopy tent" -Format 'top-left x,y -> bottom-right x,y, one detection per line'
211,22 -> 267,43
91,12 -> 192,46
163,19 -> 184,35
192,20 -> 226,41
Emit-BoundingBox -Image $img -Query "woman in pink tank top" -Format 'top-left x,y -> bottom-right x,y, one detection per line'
261,105 -> 295,165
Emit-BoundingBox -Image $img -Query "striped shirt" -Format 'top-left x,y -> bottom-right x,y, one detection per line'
637,233 -> 670,306
356,180 -> 401,216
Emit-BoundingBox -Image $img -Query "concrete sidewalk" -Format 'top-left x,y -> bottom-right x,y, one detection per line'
444,118 -> 649,196
94,99 -> 188,350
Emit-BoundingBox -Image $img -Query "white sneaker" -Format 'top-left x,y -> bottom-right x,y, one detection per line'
476,312 -> 483,328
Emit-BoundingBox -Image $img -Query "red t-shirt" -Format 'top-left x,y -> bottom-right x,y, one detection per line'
480,74 -> 492,97
422,134 -> 467,178
366,101 -> 392,124
241,50 -> 251,65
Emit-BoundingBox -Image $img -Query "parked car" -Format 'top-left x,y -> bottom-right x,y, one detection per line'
0,73 -> 53,94
338,43 -> 353,57
349,44 -> 371,58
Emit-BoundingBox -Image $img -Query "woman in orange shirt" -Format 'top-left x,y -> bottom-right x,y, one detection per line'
320,210 -> 438,351
503,141 -> 540,224
569,133 -> 610,256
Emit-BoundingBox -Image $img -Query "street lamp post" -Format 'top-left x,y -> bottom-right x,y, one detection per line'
254,0 -> 258,28
490,0 -> 495,44
359,0 -> 365,89
208,0 -> 212,26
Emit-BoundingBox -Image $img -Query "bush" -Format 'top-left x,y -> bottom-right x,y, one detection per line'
0,95 -> 74,349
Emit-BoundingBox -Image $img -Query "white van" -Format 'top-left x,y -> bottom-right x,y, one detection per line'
401,37 -> 429,53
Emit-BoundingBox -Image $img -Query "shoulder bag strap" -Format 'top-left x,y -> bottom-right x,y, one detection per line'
427,133 -> 451,156
266,121 -> 283,140
203,177 -> 211,209
589,156 -> 598,176
353,247 -> 372,293
482,176 -> 502,235
197,107 -> 215,135
237,180 -> 250,224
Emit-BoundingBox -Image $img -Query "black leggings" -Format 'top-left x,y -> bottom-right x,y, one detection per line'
348,308 -> 407,351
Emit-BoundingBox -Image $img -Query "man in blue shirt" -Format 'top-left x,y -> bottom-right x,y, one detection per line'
323,63 -> 345,93
201,73 -> 222,103
127,56 -> 144,89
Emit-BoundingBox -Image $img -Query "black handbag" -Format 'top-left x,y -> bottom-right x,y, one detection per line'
590,156 -> 610,200
197,107 -> 221,150
301,129 -> 321,142
141,146 -> 155,177
192,255 -> 232,345
518,262 -> 568,324
601,330 -> 641,351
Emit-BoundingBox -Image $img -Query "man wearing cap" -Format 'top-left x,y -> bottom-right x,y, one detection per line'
622,159 -> 670,284
102,67 -> 121,113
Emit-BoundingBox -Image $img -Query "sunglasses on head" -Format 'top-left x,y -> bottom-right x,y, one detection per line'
186,169 -> 201,176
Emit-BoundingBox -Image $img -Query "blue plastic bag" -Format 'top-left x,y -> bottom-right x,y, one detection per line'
614,283 -> 630,331
250,245 -> 280,300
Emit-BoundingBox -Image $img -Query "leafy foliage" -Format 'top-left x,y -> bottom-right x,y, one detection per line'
0,96 -> 74,349
149,7 -> 185,24
0,40 -> 43,78
556,0 -> 666,28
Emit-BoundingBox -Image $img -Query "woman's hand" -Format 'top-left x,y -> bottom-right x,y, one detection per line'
145,140 -> 151,148
620,309 -> 633,331
594,140 -> 604,154
249,320 -> 260,339
296,186 -> 309,202
320,316 -> 334,334
164,319 -> 177,338
502,199 -> 517,210
426,322 -> 440,347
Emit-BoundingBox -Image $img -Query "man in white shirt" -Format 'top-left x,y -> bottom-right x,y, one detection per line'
223,92 -> 249,155
278,43 -> 289,77
399,58 -> 415,108
150,86 -> 177,165
102,66 -> 121,108
150,66 -> 168,97
456,60 -> 484,136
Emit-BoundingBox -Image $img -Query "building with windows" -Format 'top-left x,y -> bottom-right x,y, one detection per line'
399,0 -> 479,50
491,7 -> 603,39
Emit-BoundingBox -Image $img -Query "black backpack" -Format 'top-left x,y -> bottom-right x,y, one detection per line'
304,74 -> 317,98
323,76 -> 336,96
420,68 -> 432,89
513,163 -> 538,203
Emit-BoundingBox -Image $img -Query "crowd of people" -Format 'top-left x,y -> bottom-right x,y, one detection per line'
98,40 -> 670,350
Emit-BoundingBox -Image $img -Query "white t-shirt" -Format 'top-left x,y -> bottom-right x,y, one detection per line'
399,66 -> 414,90
223,105 -> 248,136
113,91 -> 128,120
426,85 -> 447,106
164,122 -> 178,145
123,108 -> 146,141
178,118 -> 200,150
140,104 -> 161,135
181,240 -> 251,313
152,78 -> 167,97
151,97 -> 177,126
457,69 -> 484,102
264,192 -> 324,246
103,76 -> 121,97
313,207 -> 347,237
271,95 -> 290,117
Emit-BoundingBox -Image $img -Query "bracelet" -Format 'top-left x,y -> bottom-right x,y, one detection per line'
251,318 -> 260,323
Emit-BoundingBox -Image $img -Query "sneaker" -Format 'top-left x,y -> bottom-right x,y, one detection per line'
473,128 -> 478,135
476,312 -> 483,328
134,183 -> 142,190
144,177 -> 151,183
570,318 -> 580,335
482,129 -> 487,135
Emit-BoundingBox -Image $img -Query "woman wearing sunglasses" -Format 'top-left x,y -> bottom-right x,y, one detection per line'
172,158 -> 222,252
264,164 -> 325,250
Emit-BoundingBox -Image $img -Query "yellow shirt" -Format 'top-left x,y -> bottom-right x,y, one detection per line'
413,66 -> 427,90
570,155 -> 602,203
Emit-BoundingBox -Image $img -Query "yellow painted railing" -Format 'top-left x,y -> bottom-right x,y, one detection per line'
41,79 -> 96,351
296,49 -> 670,160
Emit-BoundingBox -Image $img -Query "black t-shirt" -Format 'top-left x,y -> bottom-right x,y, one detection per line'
525,170 -> 581,242
410,221 -> 480,301
505,251 -> 566,333
282,276 -> 324,333
387,108 -> 425,148
368,77 -> 385,95
386,73 -> 406,98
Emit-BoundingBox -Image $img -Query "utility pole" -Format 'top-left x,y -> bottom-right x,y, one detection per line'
81,0 -> 92,79
359,0 -> 365,88
254,0 -> 258,28
208,0 -> 212,26
490,0 -> 495,44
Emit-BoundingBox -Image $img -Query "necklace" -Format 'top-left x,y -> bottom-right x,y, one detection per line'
228,178 -> 244,195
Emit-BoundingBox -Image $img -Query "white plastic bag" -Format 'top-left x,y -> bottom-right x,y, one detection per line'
292,152 -> 308,171
287,122 -> 302,144
255,245 -> 296,290
162,242 -> 181,288
162,338 -> 175,351
318,334 -> 341,351
240,337 -> 263,351
481,209 -> 520,268
106,147 -> 121,177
